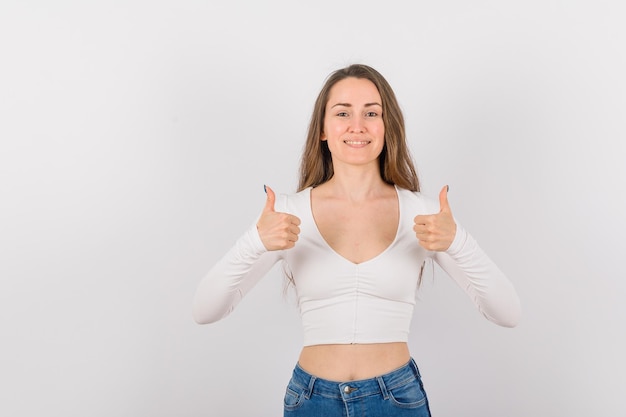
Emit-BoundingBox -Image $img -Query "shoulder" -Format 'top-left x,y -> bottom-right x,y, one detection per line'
395,186 -> 439,215
273,187 -> 311,215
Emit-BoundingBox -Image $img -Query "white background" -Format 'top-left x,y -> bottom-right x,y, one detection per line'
1,1 -> 625,416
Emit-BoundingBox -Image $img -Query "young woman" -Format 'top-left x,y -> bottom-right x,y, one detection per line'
192,64 -> 521,416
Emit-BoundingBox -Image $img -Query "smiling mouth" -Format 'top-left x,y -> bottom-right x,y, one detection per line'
344,140 -> 371,145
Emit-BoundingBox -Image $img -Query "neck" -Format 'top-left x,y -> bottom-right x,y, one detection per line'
322,163 -> 391,201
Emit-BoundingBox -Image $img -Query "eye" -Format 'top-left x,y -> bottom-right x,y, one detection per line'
336,111 -> 349,117
365,111 -> 379,117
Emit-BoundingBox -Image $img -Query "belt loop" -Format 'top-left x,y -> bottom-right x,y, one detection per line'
376,376 -> 389,400
305,375 -> 316,400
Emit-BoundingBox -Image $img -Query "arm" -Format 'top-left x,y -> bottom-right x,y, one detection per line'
192,186 -> 300,324
433,224 -> 521,327
414,185 -> 521,327
192,223 -> 281,324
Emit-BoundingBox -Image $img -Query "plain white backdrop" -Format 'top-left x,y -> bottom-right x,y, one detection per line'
1,1 -> 625,416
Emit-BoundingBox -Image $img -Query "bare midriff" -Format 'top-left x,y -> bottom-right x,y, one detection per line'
297,342 -> 411,382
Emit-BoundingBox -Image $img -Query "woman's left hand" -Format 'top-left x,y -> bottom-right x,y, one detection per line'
413,185 -> 457,251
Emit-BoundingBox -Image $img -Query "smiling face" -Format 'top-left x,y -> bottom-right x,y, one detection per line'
321,77 -> 385,170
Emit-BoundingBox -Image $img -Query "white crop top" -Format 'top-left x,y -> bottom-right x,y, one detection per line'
192,186 -> 521,346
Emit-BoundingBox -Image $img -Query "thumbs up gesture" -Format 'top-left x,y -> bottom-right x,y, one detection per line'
413,185 -> 457,252
256,185 -> 301,251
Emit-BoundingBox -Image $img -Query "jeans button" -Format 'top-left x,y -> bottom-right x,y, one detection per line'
343,385 -> 356,394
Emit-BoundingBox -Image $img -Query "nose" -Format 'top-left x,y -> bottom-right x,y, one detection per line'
349,116 -> 365,133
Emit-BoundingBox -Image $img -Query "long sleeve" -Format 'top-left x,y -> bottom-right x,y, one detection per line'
433,223 -> 522,327
192,223 -> 282,324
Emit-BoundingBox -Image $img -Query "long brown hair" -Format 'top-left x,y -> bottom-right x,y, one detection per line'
297,64 -> 420,192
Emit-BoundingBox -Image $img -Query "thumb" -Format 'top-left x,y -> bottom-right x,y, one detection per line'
263,184 -> 276,213
439,185 -> 451,213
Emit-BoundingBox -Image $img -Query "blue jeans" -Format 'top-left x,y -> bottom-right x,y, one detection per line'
283,358 -> 432,417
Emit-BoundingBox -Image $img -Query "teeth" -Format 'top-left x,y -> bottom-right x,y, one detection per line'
344,140 -> 369,145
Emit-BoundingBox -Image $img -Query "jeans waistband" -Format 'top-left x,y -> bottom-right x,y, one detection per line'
291,358 -> 421,400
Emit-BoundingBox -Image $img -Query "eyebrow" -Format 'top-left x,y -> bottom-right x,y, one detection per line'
331,102 -> 382,108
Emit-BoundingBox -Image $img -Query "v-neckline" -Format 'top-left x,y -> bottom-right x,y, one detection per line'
306,185 -> 402,266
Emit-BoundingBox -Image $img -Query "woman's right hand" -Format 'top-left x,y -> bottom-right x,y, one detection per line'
256,185 -> 301,251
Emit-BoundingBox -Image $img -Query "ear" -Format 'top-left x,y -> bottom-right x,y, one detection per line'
320,132 -> 327,141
